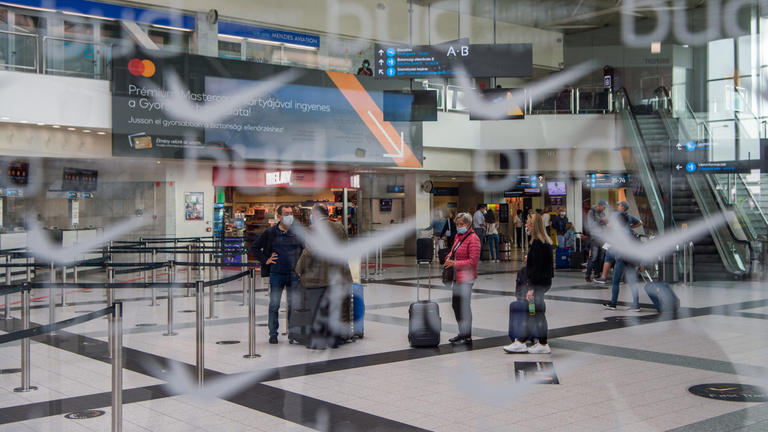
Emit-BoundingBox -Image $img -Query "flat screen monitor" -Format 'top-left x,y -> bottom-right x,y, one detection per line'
547,181 -> 566,196
383,90 -> 438,122
379,199 -> 392,212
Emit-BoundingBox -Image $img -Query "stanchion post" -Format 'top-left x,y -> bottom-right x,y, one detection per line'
151,249 -> 157,283
73,264 -> 78,285
163,263 -> 177,336
111,301 -> 123,432
241,247 -> 247,306
4,256 -> 10,319
14,284 -> 37,392
195,281 -> 205,387
186,244 -> 191,284
49,261 -> 55,334
688,241 -> 694,286
107,268 -> 114,357
244,268 -> 260,359
60,265 -> 67,307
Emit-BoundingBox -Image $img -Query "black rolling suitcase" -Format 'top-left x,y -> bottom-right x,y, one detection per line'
408,263 -> 441,347
570,234 -> 586,269
641,270 -> 679,313
417,238 -> 434,263
288,287 -> 324,346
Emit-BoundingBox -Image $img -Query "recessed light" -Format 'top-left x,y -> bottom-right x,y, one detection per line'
82,130 -> 91,133
0,117 -> 9,121
52,125 -> 61,128
96,131 -> 106,135
67,127 -> 76,131
36,122 -> 45,126
156,161 -> 161,164
18,120 -> 28,124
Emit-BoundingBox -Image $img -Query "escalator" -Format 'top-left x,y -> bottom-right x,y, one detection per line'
616,89 -> 750,280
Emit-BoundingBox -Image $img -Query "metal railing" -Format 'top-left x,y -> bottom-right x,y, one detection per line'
42,36 -> 108,80
614,87 -> 666,233
0,29 -> 38,73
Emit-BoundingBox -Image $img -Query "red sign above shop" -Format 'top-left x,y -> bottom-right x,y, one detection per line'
213,167 -> 357,189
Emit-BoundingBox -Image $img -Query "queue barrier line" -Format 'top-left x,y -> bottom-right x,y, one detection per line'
0,286 -> 22,297
112,263 -> 165,275
0,305 -> 114,345
202,270 -> 250,288
0,284 -> 124,432
0,282 -> 196,290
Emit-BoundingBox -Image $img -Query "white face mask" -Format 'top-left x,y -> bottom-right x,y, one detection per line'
282,215 -> 294,226
560,212 -> 566,216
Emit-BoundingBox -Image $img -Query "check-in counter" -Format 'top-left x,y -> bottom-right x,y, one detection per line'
0,231 -> 33,282
45,228 -> 105,276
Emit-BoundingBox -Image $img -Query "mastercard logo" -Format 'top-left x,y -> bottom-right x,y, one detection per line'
128,58 -> 156,77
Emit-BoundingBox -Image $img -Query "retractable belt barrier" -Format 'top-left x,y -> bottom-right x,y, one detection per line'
0,287 -> 124,432
0,305 -> 114,345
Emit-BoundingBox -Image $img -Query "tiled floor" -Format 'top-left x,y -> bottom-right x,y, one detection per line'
0,250 -> 767,431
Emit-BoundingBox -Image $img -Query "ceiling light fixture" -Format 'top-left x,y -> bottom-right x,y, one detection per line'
82,130 -> 91,133
96,131 -> 107,135
52,125 -> 61,128
36,122 -> 45,126
67,127 -> 76,131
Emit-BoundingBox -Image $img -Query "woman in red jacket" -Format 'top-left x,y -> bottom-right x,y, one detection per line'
443,212 -> 481,344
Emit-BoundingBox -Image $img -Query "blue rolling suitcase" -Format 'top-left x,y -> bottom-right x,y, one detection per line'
556,247 -> 571,269
352,283 -> 364,338
642,271 -> 680,313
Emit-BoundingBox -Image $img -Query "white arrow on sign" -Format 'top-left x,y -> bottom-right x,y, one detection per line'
378,59 -> 384,65
676,164 -> 683,170
367,110 -> 404,158
378,49 -> 384,55
676,143 -> 682,150
378,69 -> 384,75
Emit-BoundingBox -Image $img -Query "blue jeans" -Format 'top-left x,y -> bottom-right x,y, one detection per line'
610,259 -> 639,308
488,234 -> 499,260
268,272 -> 299,338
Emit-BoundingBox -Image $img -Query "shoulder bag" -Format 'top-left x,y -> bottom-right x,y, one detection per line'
442,234 -> 469,286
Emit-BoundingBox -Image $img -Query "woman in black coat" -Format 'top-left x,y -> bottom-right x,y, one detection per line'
504,213 -> 553,354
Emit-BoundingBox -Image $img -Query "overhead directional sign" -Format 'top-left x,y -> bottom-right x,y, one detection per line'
672,140 -> 754,174
374,40 -> 533,79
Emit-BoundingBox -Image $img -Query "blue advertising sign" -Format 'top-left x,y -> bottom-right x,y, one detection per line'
218,21 -> 320,48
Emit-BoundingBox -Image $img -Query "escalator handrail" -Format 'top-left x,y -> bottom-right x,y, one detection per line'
736,173 -> 768,237
655,86 -> 768,240
615,87 -> 667,230
653,86 -> 749,274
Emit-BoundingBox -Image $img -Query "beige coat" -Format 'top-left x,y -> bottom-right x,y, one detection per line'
295,219 -> 353,288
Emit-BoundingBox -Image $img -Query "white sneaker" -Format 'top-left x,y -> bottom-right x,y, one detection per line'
527,343 -> 551,354
503,341 -> 528,353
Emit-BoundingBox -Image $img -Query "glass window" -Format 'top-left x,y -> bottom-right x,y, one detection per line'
218,39 -> 242,60
708,39 -> 734,80
246,40 -> 278,64
147,28 -> 189,53
282,46 -> 318,69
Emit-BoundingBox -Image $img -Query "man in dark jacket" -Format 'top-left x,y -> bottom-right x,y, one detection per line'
439,211 -> 457,250
251,205 -> 303,344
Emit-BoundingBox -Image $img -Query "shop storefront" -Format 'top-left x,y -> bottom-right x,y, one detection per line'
212,167 -> 360,256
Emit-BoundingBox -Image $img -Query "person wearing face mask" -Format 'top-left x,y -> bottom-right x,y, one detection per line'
251,205 -> 304,344
356,59 -> 373,76
445,212 -> 481,344
296,204 -> 353,349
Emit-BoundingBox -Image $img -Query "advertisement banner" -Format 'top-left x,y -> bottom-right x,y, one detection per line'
111,48 -> 423,168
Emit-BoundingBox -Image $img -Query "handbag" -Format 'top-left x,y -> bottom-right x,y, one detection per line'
441,234 -> 468,285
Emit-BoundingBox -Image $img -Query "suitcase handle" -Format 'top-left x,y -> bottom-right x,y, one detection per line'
416,262 -> 432,302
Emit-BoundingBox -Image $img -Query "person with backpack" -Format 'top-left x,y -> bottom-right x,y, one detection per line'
443,212 -> 481,345
504,213 -> 554,354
